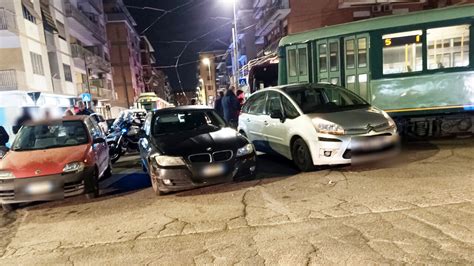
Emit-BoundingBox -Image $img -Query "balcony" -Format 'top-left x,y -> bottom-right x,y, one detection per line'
84,0 -> 102,14
255,0 -> 290,37
0,70 -> 23,91
71,44 -> 111,73
0,8 -> 17,35
64,1 -> 106,44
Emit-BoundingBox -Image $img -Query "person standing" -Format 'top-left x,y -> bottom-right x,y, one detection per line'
76,101 -> 93,115
13,108 -> 32,134
0,126 -> 9,155
214,91 -> 224,118
222,87 -> 240,128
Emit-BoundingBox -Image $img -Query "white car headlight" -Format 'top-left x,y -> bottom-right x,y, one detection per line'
153,155 -> 186,167
63,162 -> 85,173
313,118 -> 345,135
236,144 -> 254,157
382,111 -> 397,131
0,171 -> 14,180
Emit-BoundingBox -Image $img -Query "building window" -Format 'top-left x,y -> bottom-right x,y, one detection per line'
22,4 -> 36,23
298,48 -> 308,76
288,49 -> 297,77
63,64 -> 72,82
382,30 -> 423,74
30,52 -> 44,75
329,42 -> 339,71
427,25 -> 470,69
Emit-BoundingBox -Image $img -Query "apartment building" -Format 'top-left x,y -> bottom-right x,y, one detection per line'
140,36 -> 170,102
198,51 -> 227,106
65,0 -> 114,116
0,0 -> 77,108
104,0 -> 144,109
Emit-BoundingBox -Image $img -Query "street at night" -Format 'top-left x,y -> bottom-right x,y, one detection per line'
1,139 -> 472,264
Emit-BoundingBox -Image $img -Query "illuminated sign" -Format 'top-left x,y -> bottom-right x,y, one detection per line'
383,35 -> 421,46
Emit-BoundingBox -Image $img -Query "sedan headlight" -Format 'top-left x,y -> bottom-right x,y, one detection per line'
313,118 -> 345,135
0,171 -> 14,180
152,154 -> 186,167
63,162 -> 85,173
236,144 -> 254,157
382,111 -> 397,131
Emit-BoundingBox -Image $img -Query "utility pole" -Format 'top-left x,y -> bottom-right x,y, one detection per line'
232,0 -> 239,88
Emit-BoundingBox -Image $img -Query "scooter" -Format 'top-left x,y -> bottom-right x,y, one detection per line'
107,118 -> 142,163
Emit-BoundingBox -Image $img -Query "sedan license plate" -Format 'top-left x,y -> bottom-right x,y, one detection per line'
15,179 -> 63,201
202,164 -> 225,177
352,135 -> 396,151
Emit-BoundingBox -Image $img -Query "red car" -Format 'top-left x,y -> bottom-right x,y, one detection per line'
0,116 -> 111,211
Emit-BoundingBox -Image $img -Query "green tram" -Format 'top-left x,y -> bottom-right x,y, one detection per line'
278,5 -> 474,137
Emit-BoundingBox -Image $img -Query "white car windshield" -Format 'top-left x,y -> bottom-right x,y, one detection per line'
284,86 -> 370,114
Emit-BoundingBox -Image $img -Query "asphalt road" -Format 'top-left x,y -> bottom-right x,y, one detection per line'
0,139 -> 473,265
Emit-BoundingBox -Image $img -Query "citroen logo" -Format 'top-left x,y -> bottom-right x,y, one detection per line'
35,170 -> 41,175
366,124 -> 374,132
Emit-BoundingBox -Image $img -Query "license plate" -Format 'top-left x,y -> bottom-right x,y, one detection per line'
352,135 -> 396,151
202,164 -> 225,177
24,181 -> 55,195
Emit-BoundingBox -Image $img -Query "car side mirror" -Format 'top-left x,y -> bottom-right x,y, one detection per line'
270,110 -> 284,121
93,137 -> 106,144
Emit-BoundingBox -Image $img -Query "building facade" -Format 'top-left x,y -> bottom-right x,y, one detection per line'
66,0 -> 114,117
140,36 -> 171,102
104,0 -> 144,110
198,51 -> 227,106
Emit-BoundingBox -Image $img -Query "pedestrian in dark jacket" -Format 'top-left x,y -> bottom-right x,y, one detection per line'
13,108 -> 32,134
214,91 -> 224,118
76,101 -> 93,115
221,87 -> 240,128
0,126 -> 9,156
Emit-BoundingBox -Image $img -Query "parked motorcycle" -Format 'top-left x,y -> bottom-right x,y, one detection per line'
107,117 -> 143,164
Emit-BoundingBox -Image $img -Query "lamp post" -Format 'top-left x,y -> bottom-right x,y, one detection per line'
202,57 -> 211,106
230,0 -> 239,88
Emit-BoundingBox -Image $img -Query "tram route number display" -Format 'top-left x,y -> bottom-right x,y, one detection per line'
384,35 -> 421,47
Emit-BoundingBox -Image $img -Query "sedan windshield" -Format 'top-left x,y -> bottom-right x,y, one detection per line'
12,121 -> 89,151
284,86 -> 370,113
152,110 -> 225,136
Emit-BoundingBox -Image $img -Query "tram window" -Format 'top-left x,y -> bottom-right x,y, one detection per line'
346,40 -> 355,69
288,49 -> 297,77
329,42 -> 339,71
427,25 -> 469,69
347,75 -> 355,91
319,44 -> 328,73
358,38 -> 367,68
298,48 -> 308,75
382,30 -> 423,74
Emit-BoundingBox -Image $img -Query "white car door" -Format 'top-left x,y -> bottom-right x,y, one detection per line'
261,91 -> 292,158
240,92 -> 267,151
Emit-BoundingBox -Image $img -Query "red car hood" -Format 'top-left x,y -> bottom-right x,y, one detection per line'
0,145 -> 90,178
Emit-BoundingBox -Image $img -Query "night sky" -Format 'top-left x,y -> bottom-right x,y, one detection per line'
124,0 -> 234,92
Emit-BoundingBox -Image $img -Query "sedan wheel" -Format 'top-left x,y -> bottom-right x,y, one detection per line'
292,138 -> 314,172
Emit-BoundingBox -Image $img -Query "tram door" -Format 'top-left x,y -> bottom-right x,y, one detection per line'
316,38 -> 341,85
343,34 -> 370,101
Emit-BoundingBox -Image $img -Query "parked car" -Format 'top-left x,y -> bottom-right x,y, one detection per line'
0,116 -> 111,212
90,113 -> 109,134
238,83 -> 399,171
139,106 -> 257,195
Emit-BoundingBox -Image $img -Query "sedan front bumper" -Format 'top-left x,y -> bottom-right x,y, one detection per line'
0,167 -> 94,204
151,153 -> 257,193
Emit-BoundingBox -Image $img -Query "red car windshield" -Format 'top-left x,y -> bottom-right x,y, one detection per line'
12,121 -> 89,151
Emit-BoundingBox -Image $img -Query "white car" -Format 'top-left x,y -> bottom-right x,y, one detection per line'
238,83 -> 399,171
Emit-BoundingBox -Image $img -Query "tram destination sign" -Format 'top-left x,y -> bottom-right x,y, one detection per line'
384,35 -> 421,47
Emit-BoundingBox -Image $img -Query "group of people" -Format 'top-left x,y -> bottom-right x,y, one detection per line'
214,86 -> 245,128
64,101 -> 94,116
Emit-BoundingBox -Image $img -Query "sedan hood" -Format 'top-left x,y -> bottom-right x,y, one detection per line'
152,128 -> 247,156
0,145 -> 90,178
307,107 -> 389,130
